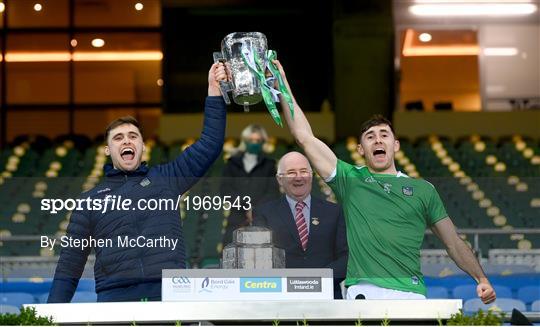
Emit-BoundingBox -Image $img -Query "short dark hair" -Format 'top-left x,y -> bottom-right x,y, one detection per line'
359,115 -> 395,141
105,116 -> 143,140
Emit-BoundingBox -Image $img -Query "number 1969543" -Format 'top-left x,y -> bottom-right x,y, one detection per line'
182,195 -> 251,211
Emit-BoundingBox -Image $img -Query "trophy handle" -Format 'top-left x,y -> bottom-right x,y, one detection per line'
213,51 -> 232,105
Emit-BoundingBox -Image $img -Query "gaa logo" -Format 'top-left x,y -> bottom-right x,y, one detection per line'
172,276 -> 191,284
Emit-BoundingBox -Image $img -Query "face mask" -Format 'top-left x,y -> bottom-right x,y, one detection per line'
245,142 -> 263,154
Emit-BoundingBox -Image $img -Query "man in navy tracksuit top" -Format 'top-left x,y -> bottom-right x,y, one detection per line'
48,63 -> 228,302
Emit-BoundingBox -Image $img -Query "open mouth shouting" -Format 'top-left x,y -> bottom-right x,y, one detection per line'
121,147 -> 135,162
372,148 -> 386,161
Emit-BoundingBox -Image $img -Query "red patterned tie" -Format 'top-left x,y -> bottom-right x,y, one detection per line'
295,201 -> 308,251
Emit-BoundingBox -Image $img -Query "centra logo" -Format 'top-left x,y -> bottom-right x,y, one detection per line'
240,277 -> 281,293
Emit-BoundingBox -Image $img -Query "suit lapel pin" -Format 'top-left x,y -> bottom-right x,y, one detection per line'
311,217 -> 320,226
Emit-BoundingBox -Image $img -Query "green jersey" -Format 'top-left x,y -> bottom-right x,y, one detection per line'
327,159 -> 448,295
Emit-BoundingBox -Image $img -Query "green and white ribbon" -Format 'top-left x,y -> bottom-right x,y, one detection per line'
267,50 -> 295,120
241,45 -> 295,127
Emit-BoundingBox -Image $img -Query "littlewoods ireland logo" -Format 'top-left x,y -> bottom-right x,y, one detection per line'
240,277 -> 281,293
287,277 -> 322,292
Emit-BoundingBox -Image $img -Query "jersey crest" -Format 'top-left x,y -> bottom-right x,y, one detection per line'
402,186 -> 414,196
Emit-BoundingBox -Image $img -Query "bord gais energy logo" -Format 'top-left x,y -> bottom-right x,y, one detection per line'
240,277 -> 282,293
197,277 -> 236,293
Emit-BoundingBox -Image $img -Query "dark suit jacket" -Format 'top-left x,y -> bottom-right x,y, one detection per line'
220,152 -> 280,245
253,195 -> 348,298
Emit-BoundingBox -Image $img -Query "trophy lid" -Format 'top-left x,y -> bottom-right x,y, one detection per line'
232,226 -> 273,245
222,31 -> 267,45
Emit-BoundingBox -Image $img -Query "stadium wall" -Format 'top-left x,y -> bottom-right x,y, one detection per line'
393,111 -> 540,139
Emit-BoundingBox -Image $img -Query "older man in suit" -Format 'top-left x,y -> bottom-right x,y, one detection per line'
253,151 -> 348,299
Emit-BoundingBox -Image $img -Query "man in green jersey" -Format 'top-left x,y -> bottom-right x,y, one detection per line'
271,60 -> 495,303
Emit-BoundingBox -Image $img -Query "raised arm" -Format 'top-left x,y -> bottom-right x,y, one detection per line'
273,60 -> 337,179
158,63 -> 227,192
431,217 -> 496,304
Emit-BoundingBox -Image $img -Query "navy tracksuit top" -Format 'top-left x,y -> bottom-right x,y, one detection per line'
48,96 -> 226,302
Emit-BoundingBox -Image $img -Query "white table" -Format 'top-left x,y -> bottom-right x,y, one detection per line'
27,299 -> 462,324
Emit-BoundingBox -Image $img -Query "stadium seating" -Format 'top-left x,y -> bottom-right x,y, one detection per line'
463,298 -> 526,314
532,299 -> 540,312
1,134 -> 538,311
76,279 -> 96,292
0,304 -> 20,314
0,280 -> 52,294
426,286 -> 449,299
1,135 -> 538,258
0,292 -> 35,308
71,291 -> 98,303
517,286 -> 540,310
453,284 -> 512,301
37,291 -> 97,303
452,284 -> 478,301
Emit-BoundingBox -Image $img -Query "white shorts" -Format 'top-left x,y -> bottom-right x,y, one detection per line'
346,282 -> 426,300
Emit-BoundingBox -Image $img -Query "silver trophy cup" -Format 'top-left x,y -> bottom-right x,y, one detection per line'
222,226 -> 285,269
213,32 -> 268,112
